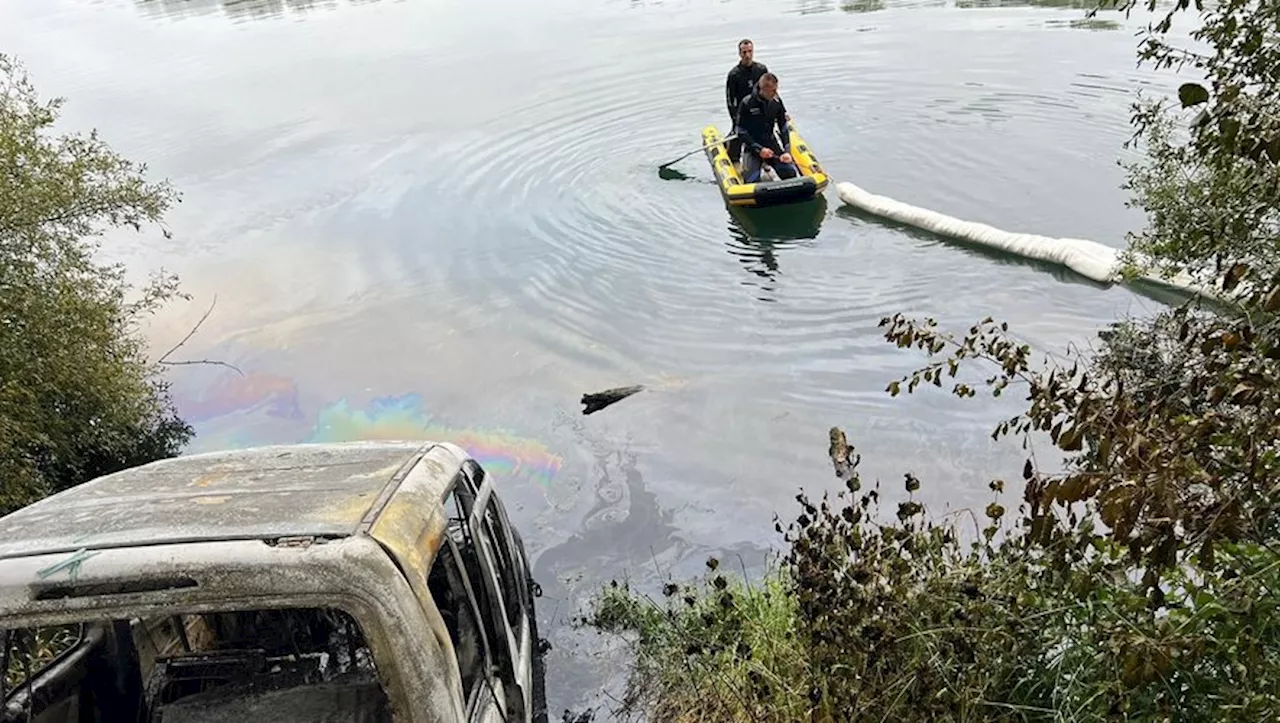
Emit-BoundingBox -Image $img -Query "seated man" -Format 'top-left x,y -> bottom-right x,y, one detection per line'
733,72 -> 799,183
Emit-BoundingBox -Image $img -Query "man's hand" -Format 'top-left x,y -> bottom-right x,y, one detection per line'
780,152 -> 793,164
760,148 -> 775,160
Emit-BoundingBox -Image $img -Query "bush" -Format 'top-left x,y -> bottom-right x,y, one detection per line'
583,303 -> 1280,719
1112,0 -> 1280,290
0,53 -> 194,514
583,1 -> 1280,718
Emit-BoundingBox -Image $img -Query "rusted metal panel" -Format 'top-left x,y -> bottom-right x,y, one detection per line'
366,444 -> 463,711
0,442 -> 429,561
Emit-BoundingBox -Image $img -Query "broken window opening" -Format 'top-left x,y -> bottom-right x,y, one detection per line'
1,607 -> 392,723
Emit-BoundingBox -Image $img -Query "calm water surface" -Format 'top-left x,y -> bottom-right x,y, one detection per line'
2,0 -> 1188,713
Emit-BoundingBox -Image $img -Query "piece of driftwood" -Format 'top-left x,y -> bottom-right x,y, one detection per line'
581,385 -> 645,415
828,427 -> 855,480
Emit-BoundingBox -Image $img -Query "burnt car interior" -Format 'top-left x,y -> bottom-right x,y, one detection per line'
1,606 -> 393,723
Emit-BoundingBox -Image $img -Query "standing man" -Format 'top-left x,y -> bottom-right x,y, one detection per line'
735,72 -> 798,183
725,38 -> 767,162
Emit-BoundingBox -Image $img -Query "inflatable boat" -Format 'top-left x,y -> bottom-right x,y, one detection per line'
701,115 -> 829,208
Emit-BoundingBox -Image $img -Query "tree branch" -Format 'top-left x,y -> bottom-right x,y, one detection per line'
158,294 -> 216,365
158,358 -> 244,375
156,294 -> 243,376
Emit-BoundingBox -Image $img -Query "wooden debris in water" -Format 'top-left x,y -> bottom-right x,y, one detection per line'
581,385 -> 644,415
828,426 -> 855,480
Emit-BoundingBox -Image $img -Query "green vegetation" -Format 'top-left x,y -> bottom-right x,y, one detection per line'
3,626 -> 82,692
1116,0 -> 1280,288
0,53 -> 193,516
840,0 -> 886,14
582,0 -> 1280,720
590,565 -> 810,721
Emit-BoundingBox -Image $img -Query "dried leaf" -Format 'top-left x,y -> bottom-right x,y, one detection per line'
1059,476 -> 1089,503
1223,263 -> 1249,292
1059,425 -> 1083,452
1264,284 -> 1280,312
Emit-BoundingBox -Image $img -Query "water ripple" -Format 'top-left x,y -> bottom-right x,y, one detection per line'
418,10 -> 1160,402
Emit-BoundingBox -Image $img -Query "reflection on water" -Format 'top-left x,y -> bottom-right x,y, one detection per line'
2,0 -> 1196,713
956,0 -> 1112,8
1045,16 -> 1122,30
136,0 -> 384,22
832,203 -> 1205,307
725,195 -> 828,302
177,369 -> 305,426
530,431 -> 773,716
174,367 -> 565,495
842,0 -> 887,12
728,195 -> 829,242
310,396 -> 564,493
134,0 -> 1127,22
793,0 -> 838,14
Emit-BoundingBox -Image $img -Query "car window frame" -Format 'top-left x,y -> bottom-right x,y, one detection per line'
427,530 -> 490,719
458,462 -> 527,698
444,468 -> 516,683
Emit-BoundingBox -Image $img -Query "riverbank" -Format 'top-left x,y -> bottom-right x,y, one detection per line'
5,0 -> 1274,714
575,0 -> 1280,717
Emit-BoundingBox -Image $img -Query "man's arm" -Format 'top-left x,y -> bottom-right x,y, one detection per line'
776,97 -> 791,154
734,97 -> 767,153
725,69 -> 738,119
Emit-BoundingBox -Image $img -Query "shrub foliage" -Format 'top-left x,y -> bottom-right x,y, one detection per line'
0,53 -> 193,515
582,0 -> 1280,719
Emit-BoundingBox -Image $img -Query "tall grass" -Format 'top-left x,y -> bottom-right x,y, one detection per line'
585,561 -> 810,722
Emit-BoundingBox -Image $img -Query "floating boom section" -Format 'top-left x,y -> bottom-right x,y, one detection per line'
835,181 -> 1221,301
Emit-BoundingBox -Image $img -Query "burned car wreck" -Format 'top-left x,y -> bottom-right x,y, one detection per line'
0,441 -> 548,723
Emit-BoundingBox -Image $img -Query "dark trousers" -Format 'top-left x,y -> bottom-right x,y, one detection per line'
727,113 -> 743,162
742,146 -> 799,183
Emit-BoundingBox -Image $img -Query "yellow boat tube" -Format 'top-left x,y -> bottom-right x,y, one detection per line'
701,115 -> 830,208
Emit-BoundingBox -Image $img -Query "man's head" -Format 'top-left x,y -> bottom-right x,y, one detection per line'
757,72 -> 779,99
737,39 -> 754,66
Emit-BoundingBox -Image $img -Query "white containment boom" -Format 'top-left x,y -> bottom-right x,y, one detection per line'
835,180 -> 1220,301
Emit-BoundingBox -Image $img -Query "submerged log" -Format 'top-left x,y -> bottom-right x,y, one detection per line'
581,385 -> 645,415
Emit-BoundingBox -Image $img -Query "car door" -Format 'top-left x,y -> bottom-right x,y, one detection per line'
427,525 -> 510,723
461,461 -> 532,720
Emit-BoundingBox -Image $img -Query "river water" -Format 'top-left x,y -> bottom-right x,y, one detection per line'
2,0 -> 1187,714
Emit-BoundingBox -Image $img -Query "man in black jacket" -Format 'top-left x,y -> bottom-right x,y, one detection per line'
734,72 -> 798,183
725,39 -> 767,162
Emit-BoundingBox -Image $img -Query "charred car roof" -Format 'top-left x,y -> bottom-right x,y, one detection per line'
0,441 -> 461,561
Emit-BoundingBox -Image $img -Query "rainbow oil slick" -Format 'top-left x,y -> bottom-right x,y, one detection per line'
308,394 -> 563,492
172,368 -> 564,495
